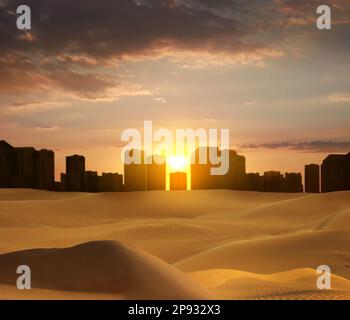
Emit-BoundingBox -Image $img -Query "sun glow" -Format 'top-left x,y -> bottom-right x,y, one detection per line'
167,155 -> 187,172
166,155 -> 191,191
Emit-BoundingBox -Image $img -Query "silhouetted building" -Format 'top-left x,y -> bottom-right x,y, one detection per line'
222,150 -> 246,190
3,139 -> 349,196
191,147 -> 223,190
98,173 -> 123,192
146,155 -> 166,191
0,140 -> 55,190
0,140 -> 17,187
262,171 -> 284,192
61,172 -> 83,192
321,153 -> 350,193
124,149 -> 147,191
284,173 -> 303,193
66,155 -> 85,174
244,173 -> 262,191
36,149 -> 54,190
170,172 -> 187,191
83,171 -> 98,193
60,173 -> 68,191
305,164 -> 320,193
53,181 -> 62,192
15,147 -> 37,188
63,155 -> 85,191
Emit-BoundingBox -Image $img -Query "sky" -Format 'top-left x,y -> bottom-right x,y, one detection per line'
0,0 -> 349,179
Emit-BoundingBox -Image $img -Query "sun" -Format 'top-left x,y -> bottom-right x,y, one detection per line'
166,155 -> 191,191
167,155 -> 187,172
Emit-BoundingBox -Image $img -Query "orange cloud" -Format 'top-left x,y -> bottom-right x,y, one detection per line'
329,94 -> 350,102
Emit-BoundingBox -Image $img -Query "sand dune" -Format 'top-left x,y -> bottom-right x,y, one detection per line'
0,241 -> 209,300
190,268 -> 350,300
0,189 -> 349,299
175,230 -> 350,277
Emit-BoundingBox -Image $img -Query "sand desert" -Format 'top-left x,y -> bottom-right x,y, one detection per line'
0,189 -> 350,300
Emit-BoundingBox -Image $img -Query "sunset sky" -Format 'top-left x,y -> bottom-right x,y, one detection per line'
0,0 -> 349,179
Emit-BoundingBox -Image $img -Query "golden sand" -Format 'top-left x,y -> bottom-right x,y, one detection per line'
0,189 -> 349,300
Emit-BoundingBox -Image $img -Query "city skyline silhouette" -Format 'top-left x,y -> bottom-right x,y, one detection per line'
1,139 -> 349,193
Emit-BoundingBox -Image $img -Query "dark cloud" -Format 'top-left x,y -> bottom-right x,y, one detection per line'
1,0 -> 243,58
273,0 -> 350,26
0,0 -> 348,99
0,0 -> 262,98
1,0 -> 349,59
189,0 -> 241,10
242,141 -> 350,153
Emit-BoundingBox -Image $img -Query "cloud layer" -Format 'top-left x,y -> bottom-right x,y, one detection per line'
0,0 -> 289,99
1,0 -> 349,100
242,141 -> 350,153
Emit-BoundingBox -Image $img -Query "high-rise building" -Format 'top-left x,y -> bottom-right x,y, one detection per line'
15,147 -> 37,188
36,149 -> 55,190
244,173 -> 262,191
60,173 -> 67,191
262,171 -> 284,192
284,173 -> 303,193
146,155 -> 166,191
0,140 -> 55,190
64,155 -> 85,191
0,140 -> 17,187
83,171 -> 98,193
305,164 -> 320,193
124,149 -> 147,191
66,155 -> 85,174
170,172 -> 187,191
222,150 -> 246,190
191,147 -> 223,190
98,173 -> 123,192
321,153 -> 350,193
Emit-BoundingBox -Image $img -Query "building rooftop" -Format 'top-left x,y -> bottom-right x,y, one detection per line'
0,140 -> 14,149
